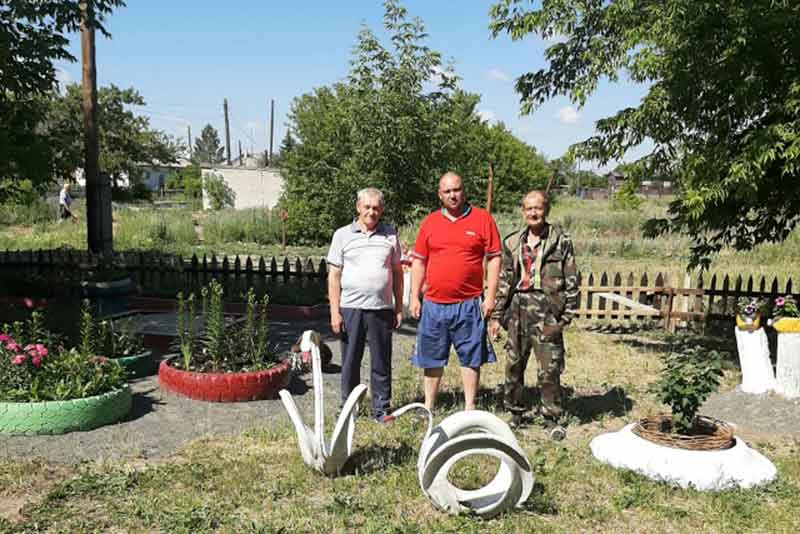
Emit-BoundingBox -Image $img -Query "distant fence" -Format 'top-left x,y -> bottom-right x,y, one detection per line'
0,250 -> 797,329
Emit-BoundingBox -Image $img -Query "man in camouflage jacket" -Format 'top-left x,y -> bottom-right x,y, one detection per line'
489,190 -> 578,430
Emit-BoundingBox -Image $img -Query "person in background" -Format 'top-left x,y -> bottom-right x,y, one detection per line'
59,182 -> 78,223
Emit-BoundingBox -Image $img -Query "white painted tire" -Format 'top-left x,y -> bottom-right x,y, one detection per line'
390,405 -> 534,518
590,423 -> 777,491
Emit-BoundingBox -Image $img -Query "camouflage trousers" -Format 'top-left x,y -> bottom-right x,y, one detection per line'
502,293 -> 565,418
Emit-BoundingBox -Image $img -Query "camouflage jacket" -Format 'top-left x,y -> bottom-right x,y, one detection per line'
491,223 -> 578,328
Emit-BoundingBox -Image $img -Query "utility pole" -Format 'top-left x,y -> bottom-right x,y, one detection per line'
269,99 -> 275,166
80,0 -> 112,262
486,163 -> 495,214
187,125 -> 192,159
238,140 -> 243,166
223,98 -> 232,165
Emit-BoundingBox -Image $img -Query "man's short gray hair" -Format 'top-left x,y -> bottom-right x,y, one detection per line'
356,187 -> 385,207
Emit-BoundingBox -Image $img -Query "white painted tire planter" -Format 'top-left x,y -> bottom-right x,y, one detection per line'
590,423 -> 777,491
733,327 -> 776,394
388,404 -> 534,518
0,386 -> 132,435
776,332 -> 800,399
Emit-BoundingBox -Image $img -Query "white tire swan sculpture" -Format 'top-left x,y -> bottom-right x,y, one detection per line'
279,330 -> 367,476
386,403 -> 534,518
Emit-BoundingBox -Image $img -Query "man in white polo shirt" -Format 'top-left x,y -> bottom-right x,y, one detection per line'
327,188 -> 404,421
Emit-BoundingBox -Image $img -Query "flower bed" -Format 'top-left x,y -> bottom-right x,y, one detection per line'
1,311 -> 131,434
157,280 -> 288,402
159,357 -> 289,402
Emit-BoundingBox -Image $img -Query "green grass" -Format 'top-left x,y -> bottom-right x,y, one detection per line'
1,328 -> 798,532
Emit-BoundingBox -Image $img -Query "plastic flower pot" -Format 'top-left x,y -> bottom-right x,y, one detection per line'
735,313 -> 762,332
158,356 -> 290,402
0,386 -> 132,435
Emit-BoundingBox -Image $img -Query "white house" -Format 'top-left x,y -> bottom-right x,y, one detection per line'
201,166 -> 284,210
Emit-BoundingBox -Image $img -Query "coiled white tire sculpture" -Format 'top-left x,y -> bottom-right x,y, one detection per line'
387,403 -> 534,518
280,330 -> 367,476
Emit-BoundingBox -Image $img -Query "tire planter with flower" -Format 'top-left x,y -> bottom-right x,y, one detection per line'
589,416 -> 777,491
115,350 -> 156,379
0,386 -> 132,435
774,318 -> 800,398
158,357 -> 291,402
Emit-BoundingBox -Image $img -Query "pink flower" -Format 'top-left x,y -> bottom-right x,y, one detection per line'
11,354 -> 26,365
25,344 -> 36,353
35,344 -> 48,357
31,355 -> 42,367
6,341 -> 19,352
23,297 -> 34,309
776,297 -> 786,306
0,334 -> 10,343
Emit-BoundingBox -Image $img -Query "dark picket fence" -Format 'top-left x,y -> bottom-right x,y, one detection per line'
0,249 -> 796,329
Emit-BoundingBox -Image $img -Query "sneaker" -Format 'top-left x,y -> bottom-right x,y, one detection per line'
374,412 -> 394,424
509,413 -> 525,429
542,418 -> 566,441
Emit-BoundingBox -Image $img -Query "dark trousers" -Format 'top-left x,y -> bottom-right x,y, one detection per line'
340,308 -> 393,416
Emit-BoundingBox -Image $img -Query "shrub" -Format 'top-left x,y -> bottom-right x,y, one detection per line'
0,311 -> 126,402
204,173 -> 235,210
653,345 -> 723,434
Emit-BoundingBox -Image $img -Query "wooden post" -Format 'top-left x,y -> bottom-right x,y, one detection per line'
80,0 -> 112,262
238,140 -> 243,166
269,99 -> 275,166
223,98 -> 232,165
486,163 -> 494,213
187,125 -> 192,159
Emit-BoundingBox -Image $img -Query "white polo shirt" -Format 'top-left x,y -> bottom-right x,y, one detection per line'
326,221 -> 401,310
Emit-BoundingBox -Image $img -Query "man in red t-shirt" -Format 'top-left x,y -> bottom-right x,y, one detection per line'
408,172 -> 502,411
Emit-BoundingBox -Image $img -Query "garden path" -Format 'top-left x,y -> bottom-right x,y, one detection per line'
702,390 -> 800,439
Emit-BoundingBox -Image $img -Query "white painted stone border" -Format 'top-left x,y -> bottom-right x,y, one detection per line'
590,423 -> 777,491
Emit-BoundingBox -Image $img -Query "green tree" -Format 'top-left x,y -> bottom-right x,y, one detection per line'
46,84 -> 180,189
490,0 -> 800,268
282,0 -> 547,243
193,125 -> 224,165
204,172 -> 235,210
0,0 -> 126,201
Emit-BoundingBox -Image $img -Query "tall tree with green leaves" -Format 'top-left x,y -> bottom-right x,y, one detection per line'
490,0 -> 800,268
46,84 -> 180,188
193,125 -> 225,165
0,0 -> 126,200
282,0 -> 548,243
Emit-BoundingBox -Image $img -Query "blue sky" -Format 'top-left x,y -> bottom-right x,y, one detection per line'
55,0 -> 649,171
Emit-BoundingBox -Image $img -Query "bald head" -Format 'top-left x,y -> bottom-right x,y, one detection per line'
438,172 -> 466,215
439,172 -> 462,191
522,189 -> 547,208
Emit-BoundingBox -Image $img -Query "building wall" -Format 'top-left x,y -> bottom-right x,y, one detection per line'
201,167 -> 284,210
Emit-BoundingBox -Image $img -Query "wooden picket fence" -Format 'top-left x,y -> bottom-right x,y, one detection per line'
0,249 -> 797,330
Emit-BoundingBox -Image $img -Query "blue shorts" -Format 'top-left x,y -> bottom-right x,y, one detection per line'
411,297 -> 497,369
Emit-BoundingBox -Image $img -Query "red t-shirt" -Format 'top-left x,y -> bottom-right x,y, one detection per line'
411,205 -> 501,303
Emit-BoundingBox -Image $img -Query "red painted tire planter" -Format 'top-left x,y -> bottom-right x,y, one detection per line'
158,356 -> 290,402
